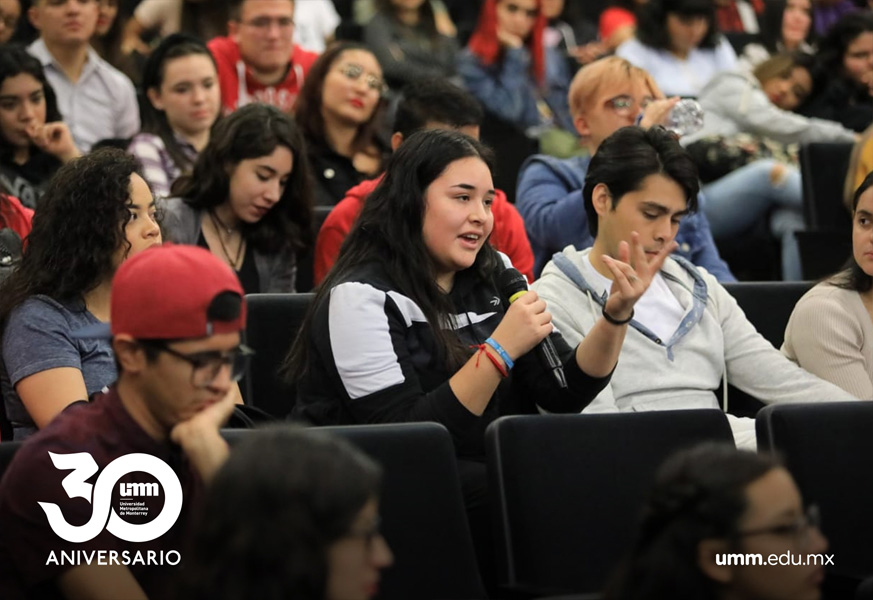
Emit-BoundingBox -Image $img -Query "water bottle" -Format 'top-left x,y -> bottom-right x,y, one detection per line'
665,99 -> 704,137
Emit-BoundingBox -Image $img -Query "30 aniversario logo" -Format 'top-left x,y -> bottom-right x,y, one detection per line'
39,452 -> 184,567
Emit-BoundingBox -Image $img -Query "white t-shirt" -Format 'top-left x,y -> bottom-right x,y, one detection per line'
584,256 -> 686,342
294,0 -> 340,52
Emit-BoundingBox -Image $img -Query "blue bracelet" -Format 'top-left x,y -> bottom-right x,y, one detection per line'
484,337 -> 514,371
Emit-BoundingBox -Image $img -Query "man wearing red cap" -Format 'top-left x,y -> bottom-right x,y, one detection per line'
0,244 -> 248,600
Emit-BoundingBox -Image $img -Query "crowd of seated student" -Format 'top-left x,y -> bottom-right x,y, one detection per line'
0,4 -> 870,600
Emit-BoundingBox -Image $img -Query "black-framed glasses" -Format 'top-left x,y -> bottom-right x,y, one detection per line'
140,340 -> 255,388
737,505 -> 821,547
336,63 -> 388,96
605,94 -> 654,117
345,516 -> 383,551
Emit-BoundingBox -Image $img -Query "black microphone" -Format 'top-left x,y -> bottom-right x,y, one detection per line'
498,267 -> 568,389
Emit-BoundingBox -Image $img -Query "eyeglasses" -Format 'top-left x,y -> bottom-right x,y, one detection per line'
503,2 -> 538,18
336,63 -> 388,96
737,505 -> 821,548
605,94 -> 654,117
241,16 -> 294,30
345,517 -> 383,551
140,340 -> 255,388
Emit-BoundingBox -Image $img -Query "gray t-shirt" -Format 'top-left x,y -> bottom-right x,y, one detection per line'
1,295 -> 116,440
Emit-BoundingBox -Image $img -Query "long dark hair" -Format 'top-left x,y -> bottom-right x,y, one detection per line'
294,42 -> 389,157
832,171 -> 873,294
0,45 -> 63,163
605,443 -> 781,600
284,129 -> 498,382
817,11 -> 873,76
375,0 -> 439,37
636,0 -> 721,51
141,34 -> 219,176
91,0 -> 125,71
171,103 -> 313,255
757,0 -> 815,54
0,149 -> 141,324
178,426 -> 383,600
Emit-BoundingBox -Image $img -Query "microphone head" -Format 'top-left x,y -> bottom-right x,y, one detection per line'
498,267 -> 528,303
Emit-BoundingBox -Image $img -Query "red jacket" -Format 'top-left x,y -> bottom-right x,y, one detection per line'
0,195 -> 33,242
208,36 -> 319,114
314,176 -> 535,285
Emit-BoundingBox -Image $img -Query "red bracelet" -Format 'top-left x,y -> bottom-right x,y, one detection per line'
470,344 -> 509,378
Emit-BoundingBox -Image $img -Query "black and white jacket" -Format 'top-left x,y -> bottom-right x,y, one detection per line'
293,259 -> 609,459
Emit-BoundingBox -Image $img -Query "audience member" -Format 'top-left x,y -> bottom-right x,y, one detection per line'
208,0 -> 318,114
128,34 -> 221,199
0,149 -> 161,441
314,77 -> 535,285
288,128 -> 665,462
801,11 -> 873,132
162,103 -> 313,294
0,45 -> 79,209
179,426 -> 394,600
714,0 -> 762,37
605,443 -> 828,600
782,172 -> 873,399
737,0 -> 815,70
689,52 -> 853,145
27,0 -> 139,151
91,0 -> 123,70
543,0 -> 602,67
683,52 -> 856,279
458,0 -> 576,139
363,0 -> 459,89
531,126 -> 857,448
123,0 -> 230,56
294,42 -> 389,206
516,56 -> 735,280
0,243 -> 245,599
616,0 -> 737,97
811,0 -> 855,37
0,0 -> 21,45
293,0 -> 340,53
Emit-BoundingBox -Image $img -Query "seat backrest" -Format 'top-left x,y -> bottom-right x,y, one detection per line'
800,142 -> 854,232
722,281 -> 813,348
0,441 -> 21,483
486,411 -> 734,596
222,424 -> 486,600
756,402 -> 873,582
242,293 -> 314,419
295,205 -> 334,293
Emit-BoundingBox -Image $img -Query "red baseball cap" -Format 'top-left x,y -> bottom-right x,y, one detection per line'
75,244 -> 246,340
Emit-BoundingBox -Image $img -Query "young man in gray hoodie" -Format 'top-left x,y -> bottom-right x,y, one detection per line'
531,125 -> 858,448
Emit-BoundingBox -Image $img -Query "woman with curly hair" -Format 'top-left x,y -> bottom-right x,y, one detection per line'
606,443 -> 827,600
162,102 -> 313,293
179,426 -> 394,600
0,149 -> 161,440
294,42 -> 389,207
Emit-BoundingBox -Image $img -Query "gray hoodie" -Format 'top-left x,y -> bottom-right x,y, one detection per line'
532,246 -> 858,447
683,70 -> 856,146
